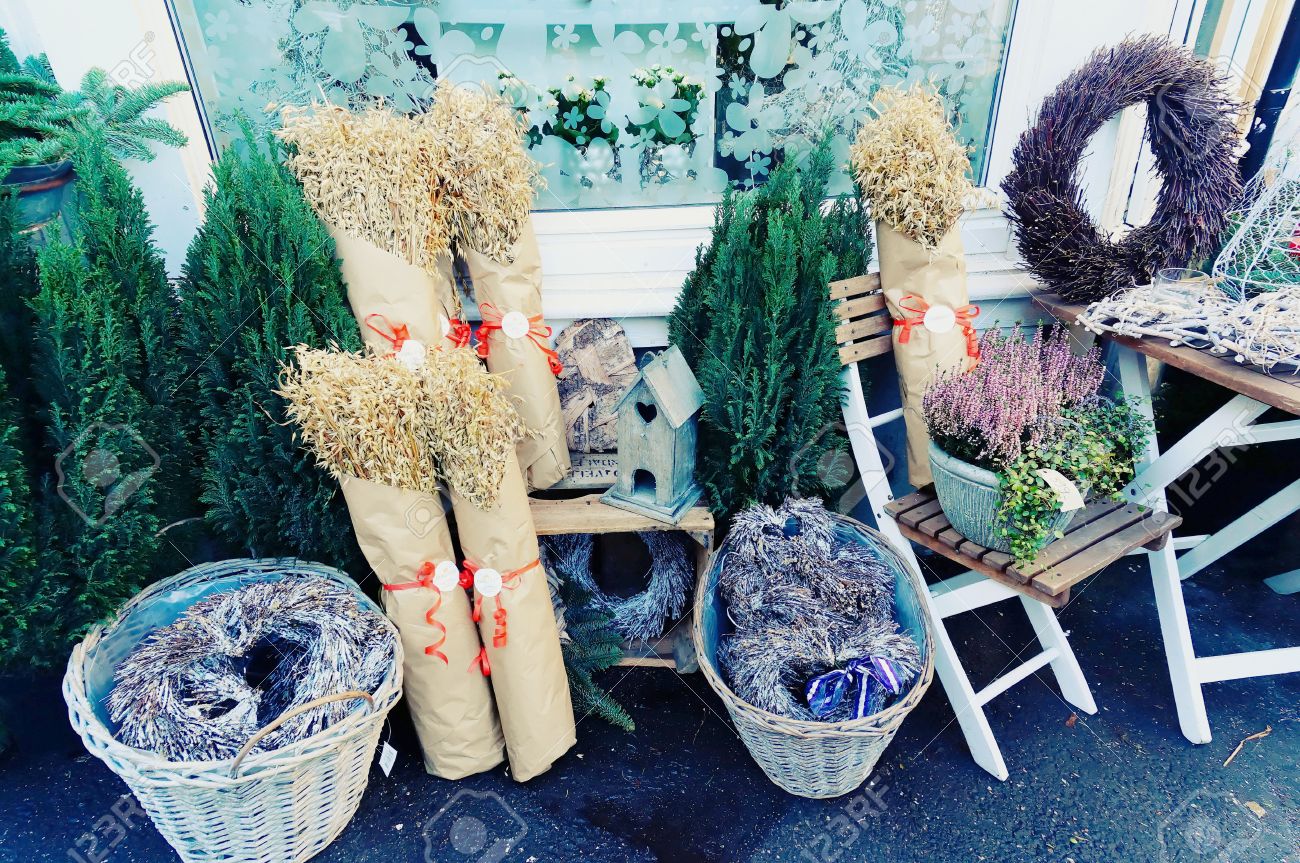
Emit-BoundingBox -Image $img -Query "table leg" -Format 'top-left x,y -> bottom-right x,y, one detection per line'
1116,348 -> 1214,744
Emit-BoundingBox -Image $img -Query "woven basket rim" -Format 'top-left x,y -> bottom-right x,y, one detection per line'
63,557 -> 403,785
691,512 -> 935,736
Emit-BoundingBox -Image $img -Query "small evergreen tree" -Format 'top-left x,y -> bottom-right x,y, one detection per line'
18,130 -> 186,662
669,139 -> 868,516
179,131 -> 362,561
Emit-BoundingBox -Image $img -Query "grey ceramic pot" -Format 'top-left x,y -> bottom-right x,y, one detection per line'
928,441 -> 1080,554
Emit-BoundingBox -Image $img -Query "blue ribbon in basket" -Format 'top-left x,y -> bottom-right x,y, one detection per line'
804,657 -> 903,719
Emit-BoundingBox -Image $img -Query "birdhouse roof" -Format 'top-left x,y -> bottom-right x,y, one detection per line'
617,345 -> 704,429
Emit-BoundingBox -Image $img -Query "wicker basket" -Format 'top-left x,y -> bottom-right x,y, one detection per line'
692,513 -> 934,799
63,559 -> 403,863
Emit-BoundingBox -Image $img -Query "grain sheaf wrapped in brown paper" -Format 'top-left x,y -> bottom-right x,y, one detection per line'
280,348 -> 512,779
463,221 -> 569,490
278,104 -> 472,357
428,82 -> 569,490
877,223 -> 975,486
448,448 -> 576,781
852,88 -> 987,487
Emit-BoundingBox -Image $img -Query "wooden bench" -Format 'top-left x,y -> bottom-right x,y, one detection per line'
530,492 -> 714,671
885,491 -> 1181,608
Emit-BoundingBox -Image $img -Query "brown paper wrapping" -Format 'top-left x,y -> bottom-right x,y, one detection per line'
877,222 -> 975,488
339,474 -> 505,779
448,450 -> 576,782
329,226 -> 462,352
461,219 -> 570,490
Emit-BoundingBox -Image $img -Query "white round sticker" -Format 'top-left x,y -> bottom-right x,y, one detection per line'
474,567 -> 503,597
922,304 -> 957,334
432,560 -> 460,592
438,314 -> 452,338
395,339 -> 427,371
500,310 -> 531,340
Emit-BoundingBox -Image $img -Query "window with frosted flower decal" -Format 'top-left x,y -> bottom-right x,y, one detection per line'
170,0 -> 1016,208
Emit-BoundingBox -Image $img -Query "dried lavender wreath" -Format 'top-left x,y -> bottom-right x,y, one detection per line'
923,326 -> 1152,562
540,531 -> 691,644
1003,37 -> 1241,303
109,576 -> 396,761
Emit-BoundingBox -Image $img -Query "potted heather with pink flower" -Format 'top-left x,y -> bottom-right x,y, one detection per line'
922,325 -> 1151,563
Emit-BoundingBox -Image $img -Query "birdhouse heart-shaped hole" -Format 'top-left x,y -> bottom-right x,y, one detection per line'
635,401 -> 658,424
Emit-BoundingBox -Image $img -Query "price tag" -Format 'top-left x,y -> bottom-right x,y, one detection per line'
379,742 -> 397,776
1036,469 -> 1085,512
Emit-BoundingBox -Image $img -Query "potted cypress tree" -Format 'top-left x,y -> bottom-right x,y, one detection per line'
922,325 -> 1152,563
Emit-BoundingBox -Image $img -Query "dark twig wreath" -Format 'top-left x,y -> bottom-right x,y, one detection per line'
1003,37 -> 1242,303
541,531 -> 691,644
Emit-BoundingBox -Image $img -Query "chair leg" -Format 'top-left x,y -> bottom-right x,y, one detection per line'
1149,541 -> 1213,744
1018,595 -> 1098,715
924,599 -> 1011,782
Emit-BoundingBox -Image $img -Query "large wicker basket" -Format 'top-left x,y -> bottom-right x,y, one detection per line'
692,513 -> 934,799
64,559 -> 403,863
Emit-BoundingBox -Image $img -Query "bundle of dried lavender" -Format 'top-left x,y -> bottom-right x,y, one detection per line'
717,498 -> 917,721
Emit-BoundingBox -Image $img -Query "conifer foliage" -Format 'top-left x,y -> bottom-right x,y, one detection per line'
19,131 -> 184,662
179,133 -> 362,561
558,581 -> 635,732
669,141 -> 870,516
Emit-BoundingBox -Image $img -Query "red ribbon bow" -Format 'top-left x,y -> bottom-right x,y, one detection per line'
474,302 -> 563,376
381,561 -> 448,664
461,557 -> 541,651
365,313 -> 411,354
892,295 -> 982,362
446,317 -> 473,349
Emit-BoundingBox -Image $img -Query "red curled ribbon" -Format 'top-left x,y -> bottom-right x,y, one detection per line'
469,646 -> 491,676
364,313 -> 411,353
446,318 -> 473,349
461,557 -> 541,650
892,295 -> 982,362
474,302 -> 563,376
381,561 -> 448,664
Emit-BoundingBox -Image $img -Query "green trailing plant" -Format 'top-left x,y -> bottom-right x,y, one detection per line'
668,137 -> 866,516
558,580 -> 635,732
179,129 -> 363,561
0,28 -> 188,171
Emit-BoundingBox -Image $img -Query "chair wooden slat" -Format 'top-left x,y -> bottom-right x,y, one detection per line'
835,314 -> 892,345
839,335 -> 893,365
830,273 -> 882,300
834,294 -> 888,322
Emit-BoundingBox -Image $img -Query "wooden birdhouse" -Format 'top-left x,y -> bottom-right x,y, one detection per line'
601,345 -> 704,524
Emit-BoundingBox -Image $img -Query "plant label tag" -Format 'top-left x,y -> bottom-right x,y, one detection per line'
923,304 -> 957,334
1036,469 -> 1085,512
501,311 -> 531,339
379,742 -> 397,777
474,568 -> 503,597
432,560 -> 460,592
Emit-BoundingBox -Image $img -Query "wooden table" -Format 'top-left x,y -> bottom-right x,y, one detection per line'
530,493 -> 714,672
1036,291 -> 1300,746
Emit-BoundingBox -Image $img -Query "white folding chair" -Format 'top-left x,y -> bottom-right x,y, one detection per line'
831,274 -> 1100,781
